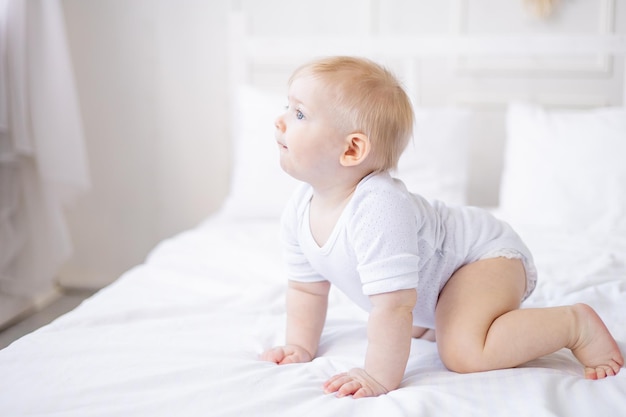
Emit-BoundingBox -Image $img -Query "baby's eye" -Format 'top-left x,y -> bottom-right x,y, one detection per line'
296,109 -> 304,120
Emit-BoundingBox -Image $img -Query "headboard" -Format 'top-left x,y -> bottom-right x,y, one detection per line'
228,8 -> 626,206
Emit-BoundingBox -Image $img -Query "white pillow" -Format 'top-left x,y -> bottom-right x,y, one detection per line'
220,85 -> 301,219
395,107 -> 471,205
500,102 -> 626,234
221,85 -> 472,219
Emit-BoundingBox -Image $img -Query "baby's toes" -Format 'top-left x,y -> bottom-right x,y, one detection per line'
611,358 -> 624,374
606,359 -> 623,376
600,359 -> 623,377
584,367 -> 598,380
585,365 -> 618,380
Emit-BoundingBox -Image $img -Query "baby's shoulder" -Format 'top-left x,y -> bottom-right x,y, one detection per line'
350,173 -> 420,219
355,173 -> 414,204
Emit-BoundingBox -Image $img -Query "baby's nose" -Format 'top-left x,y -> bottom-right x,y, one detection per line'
274,115 -> 286,132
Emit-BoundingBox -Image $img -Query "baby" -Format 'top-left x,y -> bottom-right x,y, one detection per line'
261,56 -> 623,398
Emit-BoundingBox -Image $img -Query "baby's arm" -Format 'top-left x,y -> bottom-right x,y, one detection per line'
323,288 -> 416,398
261,280 -> 330,364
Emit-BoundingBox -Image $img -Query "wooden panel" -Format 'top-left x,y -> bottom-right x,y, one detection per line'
455,0 -> 616,75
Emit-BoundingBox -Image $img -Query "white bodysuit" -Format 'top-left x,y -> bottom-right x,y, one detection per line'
281,172 -> 537,328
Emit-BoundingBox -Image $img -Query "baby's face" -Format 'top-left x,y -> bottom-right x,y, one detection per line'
274,75 -> 347,185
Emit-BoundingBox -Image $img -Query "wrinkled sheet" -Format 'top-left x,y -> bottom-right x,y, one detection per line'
1,215 -> 625,416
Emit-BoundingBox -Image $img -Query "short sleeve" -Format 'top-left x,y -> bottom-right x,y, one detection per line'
349,177 -> 421,295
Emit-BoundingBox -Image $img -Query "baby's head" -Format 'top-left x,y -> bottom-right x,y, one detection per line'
289,56 -> 413,173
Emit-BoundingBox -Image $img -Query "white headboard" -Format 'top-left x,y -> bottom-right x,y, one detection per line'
228,8 -> 626,205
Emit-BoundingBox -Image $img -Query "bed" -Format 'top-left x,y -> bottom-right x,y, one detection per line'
1,11 -> 626,417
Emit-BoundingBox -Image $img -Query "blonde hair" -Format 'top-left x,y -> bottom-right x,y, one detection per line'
289,56 -> 413,173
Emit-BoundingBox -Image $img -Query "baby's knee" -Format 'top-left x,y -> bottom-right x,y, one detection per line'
438,344 -> 486,374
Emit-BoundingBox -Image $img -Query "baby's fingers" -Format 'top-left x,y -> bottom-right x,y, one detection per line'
335,380 -> 363,398
324,373 -> 364,397
323,373 -> 348,393
260,347 -> 285,364
323,369 -> 388,398
278,354 -> 301,365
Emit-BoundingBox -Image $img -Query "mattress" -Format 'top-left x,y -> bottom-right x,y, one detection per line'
1,213 -> 624,416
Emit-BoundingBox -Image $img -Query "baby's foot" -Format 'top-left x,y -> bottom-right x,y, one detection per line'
412,326 -> 436,342
569,303 -> 624,379
421,329 -> 436,342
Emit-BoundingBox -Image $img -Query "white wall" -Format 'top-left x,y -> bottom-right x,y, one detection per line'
58,0 -> 625,289
59,0 -> 230,289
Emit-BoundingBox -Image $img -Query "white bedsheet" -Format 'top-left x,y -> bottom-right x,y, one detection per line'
1,215 -> 625,416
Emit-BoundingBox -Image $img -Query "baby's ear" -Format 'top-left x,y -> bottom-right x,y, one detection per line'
340,133 -> 370,167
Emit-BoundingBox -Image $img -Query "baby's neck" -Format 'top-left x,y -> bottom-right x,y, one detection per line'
308,193 -> 351,248
308,173 -> 371,247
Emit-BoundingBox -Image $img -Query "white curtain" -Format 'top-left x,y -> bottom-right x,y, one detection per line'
0,0 -> 89,301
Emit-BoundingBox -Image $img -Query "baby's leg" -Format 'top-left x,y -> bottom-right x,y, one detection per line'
412,326 -> 436,342
434,258 -> 623,379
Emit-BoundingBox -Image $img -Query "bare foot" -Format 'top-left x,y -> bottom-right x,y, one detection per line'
568,303 -> 624,379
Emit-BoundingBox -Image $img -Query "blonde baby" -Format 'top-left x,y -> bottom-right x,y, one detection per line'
261,56 -> 623,398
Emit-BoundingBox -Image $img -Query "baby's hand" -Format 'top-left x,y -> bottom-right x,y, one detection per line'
323,368 -> 389,398
260,345 -> 313,365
